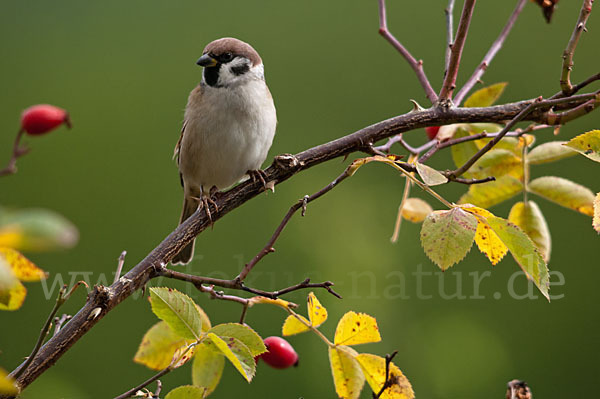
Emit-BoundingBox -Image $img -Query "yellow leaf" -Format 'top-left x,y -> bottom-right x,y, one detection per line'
508,201 -> 552,262
401,198 -> 433,223
0,227 -> 23,249
134,321 -> 195,370
248,296 -> 296,310
0,279 -> 26,311
282,314 -> 310,336
464,82 -> 507,107
461,205 -> 508,266
328,346 -> 365,399
594,193 -> 600,234
0,368 -> 18,395
356,353 -> 414,399
564,129 -> 600,163
307,292 -> 327,327
334,312 -> 381,346
0,247 -> 47,282
458,176 -> 522,209
528,176 -> 595,216
527,141 -> 576,164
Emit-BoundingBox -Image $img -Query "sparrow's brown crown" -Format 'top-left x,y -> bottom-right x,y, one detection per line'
203,38 -> 262,66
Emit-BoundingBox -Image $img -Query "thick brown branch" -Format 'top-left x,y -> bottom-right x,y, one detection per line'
454,0 -> 527,105
6,93 -> 599,395
439,0 -> 477,103
378,0 -> 438,103
561,0 -> 594,95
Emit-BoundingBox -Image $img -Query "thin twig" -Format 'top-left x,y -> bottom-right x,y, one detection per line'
377,0 -> 438,103
444,0 -> 456,73
372,350 -> 399,398
236,168 -> 352,282
439,0 -> 477,103
153,380 -> 162,398
545,92 -> 600,124
113,251 -> 127,284
374,134 -> 417,155
52,314 -> 72,337
0,130 -> 29,177
391,175 -> 412,243
114,343 -> 197,399
11,286 -> 67,379
561,0 -> 594,95
454,0 -> 527,105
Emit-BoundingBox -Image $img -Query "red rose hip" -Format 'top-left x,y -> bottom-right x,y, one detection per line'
21,104 -> 71,135
425,126 -> 440,140
259,336 -> 298,369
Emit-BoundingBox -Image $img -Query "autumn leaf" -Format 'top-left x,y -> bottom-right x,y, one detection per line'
0,257 -> 26,311
420,208 -> 477,270
208,323 -> 266,357
307,292 -> 328,327
509,201 -> 552,262
0,368 -> 17,396
469,149 -> 523,179
527,141 -> 576,164
329,345 -> 365,399
164,385 -> 206,399
205,333 -> 255,382
356,353 -> 414,399
0,247 -> 47,282
460,205 -> 508,266
464,82 -> 507,107
282,314 -> 311,336
334,311 -> 381,346
528,176 -> 595,216
458,176 -> 522,209
564,130 -> 600,163
134,321 -> 195,370
486,216 -> 550,300
401,198 -> 433,223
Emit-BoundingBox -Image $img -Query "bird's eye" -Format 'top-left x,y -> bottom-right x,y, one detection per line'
220,52 -> 234,63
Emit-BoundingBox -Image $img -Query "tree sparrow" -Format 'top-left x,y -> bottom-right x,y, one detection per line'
171,37 -> 277,265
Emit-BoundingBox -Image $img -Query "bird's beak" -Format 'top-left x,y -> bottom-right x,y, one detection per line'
196,54 -> 218,67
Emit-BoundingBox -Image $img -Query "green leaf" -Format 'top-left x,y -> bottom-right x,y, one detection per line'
527,141 -> 576,164
420,208 -> 477,271
328,346 -> 365,399
165,385 -> 206,399
0,207 -> 78,252
486,216 -> 549,300
564,130 -> 600,162
149,287 -> 203,340
528,176 -> 595,216
458,175 -> 523,208
134,321 -> 194,370
464,82 -> 507,107
509,201 -> 551,262
415,162 -> 448,186
356,353 -> 415,399
205,333 -> 255,382
192,342 -> 225,396
208,323 -> 266,357
470,149 -> 522,179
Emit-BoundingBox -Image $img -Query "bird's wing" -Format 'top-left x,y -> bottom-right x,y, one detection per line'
173,120 -> 187,164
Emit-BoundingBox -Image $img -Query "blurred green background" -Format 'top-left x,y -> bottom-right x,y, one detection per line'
1,1 -> 598,398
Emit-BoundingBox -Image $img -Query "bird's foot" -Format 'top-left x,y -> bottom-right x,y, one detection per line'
247,169 -> 268,191
191,192 -> 219,227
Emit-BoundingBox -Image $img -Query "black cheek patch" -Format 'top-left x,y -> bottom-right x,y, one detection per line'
231,63 -> 250,76
203,64 -> 221,87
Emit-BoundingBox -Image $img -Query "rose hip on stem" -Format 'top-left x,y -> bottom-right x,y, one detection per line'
21,104 -> 71,135
257,336 -> 299,369
425,126 -> 440,140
